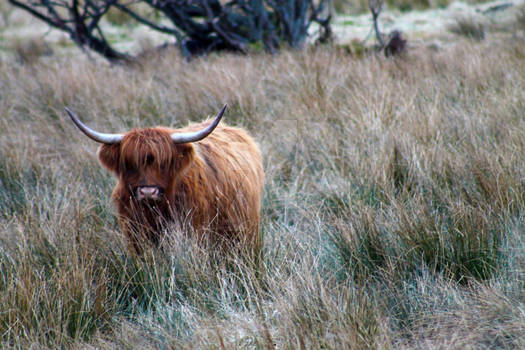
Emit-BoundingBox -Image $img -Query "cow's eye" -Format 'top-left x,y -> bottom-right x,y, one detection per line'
126,165 -> 137,173
146,155 -> 154,165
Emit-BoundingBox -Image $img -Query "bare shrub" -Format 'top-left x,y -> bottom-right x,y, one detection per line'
7,0 -> 332,61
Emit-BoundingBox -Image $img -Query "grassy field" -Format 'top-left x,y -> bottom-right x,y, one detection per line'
1,33 -> 525,348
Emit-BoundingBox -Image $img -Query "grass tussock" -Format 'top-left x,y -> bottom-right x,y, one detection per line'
449,14 -> 487,41
1,39 -> 525,348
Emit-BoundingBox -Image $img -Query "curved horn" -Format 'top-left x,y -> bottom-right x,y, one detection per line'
171,104 -> 227,144
65,107 -> 124,144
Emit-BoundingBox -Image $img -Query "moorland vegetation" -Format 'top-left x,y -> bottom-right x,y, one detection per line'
1,2 -> 525,348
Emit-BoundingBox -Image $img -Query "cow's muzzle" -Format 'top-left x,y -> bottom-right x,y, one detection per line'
136,186 -> 162,201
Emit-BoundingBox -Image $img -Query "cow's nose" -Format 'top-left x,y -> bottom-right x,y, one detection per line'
137,186 -> 160,200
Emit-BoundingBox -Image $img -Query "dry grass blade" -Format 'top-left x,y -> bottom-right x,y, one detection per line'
1,37 -> 525,349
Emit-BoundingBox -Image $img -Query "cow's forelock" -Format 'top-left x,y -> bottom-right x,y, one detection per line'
119,129 -> 175,172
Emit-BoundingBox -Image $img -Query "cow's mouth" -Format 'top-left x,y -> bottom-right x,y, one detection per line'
135,186 -> 164,201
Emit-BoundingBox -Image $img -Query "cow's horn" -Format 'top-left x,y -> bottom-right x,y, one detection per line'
65,107 -> 124,144
171,104 -> 227,144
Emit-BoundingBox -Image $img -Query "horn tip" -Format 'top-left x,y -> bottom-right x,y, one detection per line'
64,107 -> 76,119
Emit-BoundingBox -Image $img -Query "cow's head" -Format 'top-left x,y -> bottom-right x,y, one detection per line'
65,105 -> 226,202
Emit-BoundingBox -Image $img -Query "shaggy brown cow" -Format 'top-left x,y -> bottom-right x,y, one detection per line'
65,105 -> 264,254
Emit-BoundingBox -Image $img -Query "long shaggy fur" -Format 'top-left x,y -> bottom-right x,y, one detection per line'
97,121 -> 264,254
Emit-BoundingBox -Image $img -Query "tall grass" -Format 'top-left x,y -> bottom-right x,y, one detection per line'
1,39 -> 525,348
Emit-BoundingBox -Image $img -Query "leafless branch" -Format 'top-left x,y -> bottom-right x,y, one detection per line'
9,0 -> 334,61
369,0 -> 384,47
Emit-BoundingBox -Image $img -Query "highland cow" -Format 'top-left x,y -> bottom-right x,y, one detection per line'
65,105 -> 264,254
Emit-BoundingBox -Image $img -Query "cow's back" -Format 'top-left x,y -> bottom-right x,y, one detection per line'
169,121 -> 264,245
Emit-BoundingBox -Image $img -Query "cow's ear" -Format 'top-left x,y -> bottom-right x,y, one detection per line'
173,143 -> 195,171
98,144 -> 121,174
